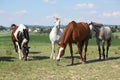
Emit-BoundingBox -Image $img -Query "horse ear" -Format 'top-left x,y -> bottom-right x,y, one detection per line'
91,21 -> 92,23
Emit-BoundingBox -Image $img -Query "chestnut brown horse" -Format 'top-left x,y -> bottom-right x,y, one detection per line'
56,21 -> 90,64
11,24 -> 30,61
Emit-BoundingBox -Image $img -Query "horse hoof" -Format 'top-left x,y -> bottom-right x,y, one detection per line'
106,57 -> 108,60
99,58 -> 101,60
19,57 -> 22,60
24,59 -> 27,61
52,56 -> 56,60
82,61 -> 85,64
50,56 -> 52,59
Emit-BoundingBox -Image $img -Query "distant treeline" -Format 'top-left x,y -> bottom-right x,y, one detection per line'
0,24 -> 120,33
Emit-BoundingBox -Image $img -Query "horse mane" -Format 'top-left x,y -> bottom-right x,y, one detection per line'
23,29 -> 29,41
60,21 -> 76,45
91,22 -> 103,27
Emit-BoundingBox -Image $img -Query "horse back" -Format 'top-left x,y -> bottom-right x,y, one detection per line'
72,22 -> 90,41
99,27 -> 112,40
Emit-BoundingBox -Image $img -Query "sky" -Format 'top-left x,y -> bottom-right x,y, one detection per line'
0,0 -> 120,27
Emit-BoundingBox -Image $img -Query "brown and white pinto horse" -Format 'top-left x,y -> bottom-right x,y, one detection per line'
56,21 -> 90,64
11,24 -> 30,61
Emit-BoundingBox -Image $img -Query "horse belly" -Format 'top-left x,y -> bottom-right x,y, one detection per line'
105,31 -> 111,40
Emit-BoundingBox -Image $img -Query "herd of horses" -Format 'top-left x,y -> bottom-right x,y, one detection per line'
11,17 -> 112,64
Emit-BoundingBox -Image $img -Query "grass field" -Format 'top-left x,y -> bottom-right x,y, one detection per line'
0,32 -> 120,80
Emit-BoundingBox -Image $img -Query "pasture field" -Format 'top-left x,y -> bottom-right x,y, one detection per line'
0,32 -> 120,80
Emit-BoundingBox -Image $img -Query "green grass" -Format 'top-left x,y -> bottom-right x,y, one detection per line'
0,32 -> 120,80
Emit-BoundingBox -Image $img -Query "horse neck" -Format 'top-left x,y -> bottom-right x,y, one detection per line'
23,29 -> 29,40
11,27 -> 18,36
95,27 -> 105,40
52,25 -> 60,34
60,42 -> 67,50
92,26 -> 100,37
60,24 -> 73,49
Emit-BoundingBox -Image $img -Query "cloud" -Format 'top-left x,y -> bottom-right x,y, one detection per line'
90,10 -> 97,14
15,10 -> 28,15
46,13 -> 60,19
43,0 -> 56,4
75,3 -> 94,9
102,13 -> 111,17
101,11 -> 120,17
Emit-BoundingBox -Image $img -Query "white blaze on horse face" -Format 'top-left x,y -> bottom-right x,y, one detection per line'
56,47 -> 64,60
89,24 -> 93,30
89,24 -> 93,38
14,24 -> 26,40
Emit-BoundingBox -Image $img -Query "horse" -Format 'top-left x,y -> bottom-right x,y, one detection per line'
11,24 -> 30,61
89,22 -> 112,60
49,17 -> 63,59
56,21 -> 91,64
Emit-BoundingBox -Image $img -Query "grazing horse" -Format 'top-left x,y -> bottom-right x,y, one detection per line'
49,17 -> 63,59
11,24 -> 30,61
56,21 -> 90,64
89,22 -> 112,60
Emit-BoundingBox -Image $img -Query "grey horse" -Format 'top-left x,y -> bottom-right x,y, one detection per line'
89,22 -> 112,60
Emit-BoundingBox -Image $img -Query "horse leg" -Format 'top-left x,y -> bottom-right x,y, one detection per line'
81,41 -> 85,60
96,38 -> 101,60
69,42 -> 74,65
106,40 -> 111,59
15,42 -> 22,60
77,42 -> 84,64
13,42 -> 18,53
102,40 -> 105,60
50,42 -> 55,59
84,40 -> 88,62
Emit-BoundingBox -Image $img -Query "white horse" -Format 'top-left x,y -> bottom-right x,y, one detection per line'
89,22 -> 112,60
49,17 -> 63,59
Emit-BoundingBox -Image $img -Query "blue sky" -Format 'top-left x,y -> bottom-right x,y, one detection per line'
0,0 -> 120,27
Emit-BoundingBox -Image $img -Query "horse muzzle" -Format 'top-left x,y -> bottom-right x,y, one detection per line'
56,58 -> 60,61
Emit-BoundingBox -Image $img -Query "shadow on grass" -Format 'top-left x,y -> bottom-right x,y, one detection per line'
64,56 -> 79,59
0,56 -> 16,62
66,63 -> 82,66
29,51 -> 41,54
63,56 -> 82,66
29,56 -> 49,61
64,56 -> 120,66
86,56 -> 120,64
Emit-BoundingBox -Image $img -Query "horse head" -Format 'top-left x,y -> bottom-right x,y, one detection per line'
11,24 -> 18,32
22,43 -> 30,61
89,21 -> 103,33
54,17 -> 60,29
56,43 -> 65,61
